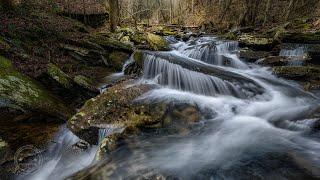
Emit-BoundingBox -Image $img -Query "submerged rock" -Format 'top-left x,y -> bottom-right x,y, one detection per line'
0,56 -> 72,120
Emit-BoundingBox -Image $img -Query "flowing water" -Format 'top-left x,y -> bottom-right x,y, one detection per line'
105,37 -> 320,179
23,37 -> 320,179
280,44 -> 308,66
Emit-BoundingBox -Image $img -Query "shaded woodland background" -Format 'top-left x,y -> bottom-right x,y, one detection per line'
1,0 -> 320,30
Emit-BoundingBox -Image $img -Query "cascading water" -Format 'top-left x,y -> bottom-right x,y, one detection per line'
175,37 -> 248,69
280,45 -> 308,66
20,36 -> 320,180
19,126 -> 97,180
141,54 -> 249,98
98,37 -> 320,179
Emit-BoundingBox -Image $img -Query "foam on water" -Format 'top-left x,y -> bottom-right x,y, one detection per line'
176,37 -> 248,69
102,36 -> 320,179
142,54 -> 250,98
23,36 -> 320,179
20,126 -> 97,180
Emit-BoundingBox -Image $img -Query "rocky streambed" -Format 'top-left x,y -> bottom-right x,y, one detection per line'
1,27 -> 320,179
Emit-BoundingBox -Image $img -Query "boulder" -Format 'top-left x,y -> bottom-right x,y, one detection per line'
273,66 -> 320,80
67,78 -> 202,145
61,44 -> 106,66
67,79 -> 160,144
0,138 -> 9,164
105,51 -> 130,71
282,31 -> 320,44
146,33 -> 169,51
238,34 -> 276,51
73,75 -> 96,92
47,63 -> 73,89
123,51 -> 143,76
0,56 -> 72,120
86,34 -> 133,53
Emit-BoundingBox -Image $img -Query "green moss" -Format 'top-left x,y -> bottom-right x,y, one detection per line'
88,34 -> 132,51
147,33 -> 169,51
133,51 -> 143,66
273,66 -> 320,78
74,75 -> 94,90
0,56 -> 71,118
131,33 -> 146,45
223,32 -> 237,40
47,63 -> 73,89
0,37 -> 10,51
0,56 -> 13,68
239,35 -> 273,45
107,51 -> 129,71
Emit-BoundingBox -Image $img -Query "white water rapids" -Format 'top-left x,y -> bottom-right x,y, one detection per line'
21,37 -> 320,179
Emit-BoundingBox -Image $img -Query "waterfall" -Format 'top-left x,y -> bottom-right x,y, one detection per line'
99,37 -> 320,179
142,54 -> 251,98
21,36 -> 320,180
177,37 -> 248,69
280,46 -> 307,66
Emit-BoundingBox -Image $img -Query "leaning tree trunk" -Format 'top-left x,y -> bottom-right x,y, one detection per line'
109,0 -> 120,32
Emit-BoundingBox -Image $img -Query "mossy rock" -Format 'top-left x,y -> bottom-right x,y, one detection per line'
73,75 -> 95,91
106,51 -> 130,71
223,32 -> 237,40
87,34 -> 132,52
0,56 -> 72,119
273,66 -> 320,80
130,33 -> 147,45
238,34 -> 276,51
123,51 -> 143,75
0,138 -> 9,163
147,33 -> 169,51
282,31 -> 320,44
67,80 -> 161,144
0,37 -> 10,52
47,63 -> 73,89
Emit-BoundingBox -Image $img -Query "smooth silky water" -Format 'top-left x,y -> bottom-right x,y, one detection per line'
22,37 -> 320,180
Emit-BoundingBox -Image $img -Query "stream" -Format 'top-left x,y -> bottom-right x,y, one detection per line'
21,36 -> 320,179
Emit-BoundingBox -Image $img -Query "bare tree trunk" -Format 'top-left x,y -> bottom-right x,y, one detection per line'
263,0 -> 271,25
109,0 -> 120,32
82,0 -> 86,24
192,0 -> 194,13
286,0 -> 294,21
170,0 -> 173,24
